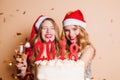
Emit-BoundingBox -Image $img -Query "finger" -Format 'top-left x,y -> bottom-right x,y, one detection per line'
16,58 -> 23,62
17,65 -> 27,72
16,63 -> 26,68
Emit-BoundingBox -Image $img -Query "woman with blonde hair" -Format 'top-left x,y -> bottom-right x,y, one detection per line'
62,9 -> 96,80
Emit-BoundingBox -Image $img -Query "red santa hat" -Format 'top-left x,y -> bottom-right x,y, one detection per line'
63,10 -> 86,29
29,15 -> 48,42
24,15 -> 48,58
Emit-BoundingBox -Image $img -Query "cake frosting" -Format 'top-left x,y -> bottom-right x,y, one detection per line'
35,59 -> 85,80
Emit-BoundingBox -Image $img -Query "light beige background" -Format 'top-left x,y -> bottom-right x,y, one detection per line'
0,0 -> 120,80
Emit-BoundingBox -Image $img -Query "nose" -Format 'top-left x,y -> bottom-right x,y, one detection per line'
46,28 -> 51,33
69,30 -> 75,38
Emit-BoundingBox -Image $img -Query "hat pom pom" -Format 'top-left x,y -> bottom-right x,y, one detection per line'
24,41 -> 33,58
24,41 -> 31,48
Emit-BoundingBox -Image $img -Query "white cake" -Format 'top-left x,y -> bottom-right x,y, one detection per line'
35,59 -> 85,80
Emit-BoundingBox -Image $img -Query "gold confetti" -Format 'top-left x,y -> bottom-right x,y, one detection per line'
11,74 -> 19,80
19,41 -> 24,45
23,11 -> 26,15
14,76 -> 18,80
0,12 -> 3,15
98,57 -> 102,59
16,9 -> 19,12
50,8 -> 54,10
3,60 -> 13,66
3,17 -> 6,23
16,32 -> 22,36
67,11 -> 72,15
8,61 -> 13,66
110,19 -> 113,23
90,77 -> 94,79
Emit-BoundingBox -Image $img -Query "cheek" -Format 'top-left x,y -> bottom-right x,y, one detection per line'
53,32 -> 56,39
41,32 -> 46,38
53,31 -> 56,37
76,30 -> 80,35
65,32 -> 70,38
65,32 -> 69,36
52,30 -> 56,35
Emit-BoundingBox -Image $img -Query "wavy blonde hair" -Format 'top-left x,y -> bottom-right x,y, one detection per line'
61,25 -> 95,53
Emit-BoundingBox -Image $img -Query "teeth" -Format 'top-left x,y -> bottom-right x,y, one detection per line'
70,37 -> 76,40
45,34 -> 52,38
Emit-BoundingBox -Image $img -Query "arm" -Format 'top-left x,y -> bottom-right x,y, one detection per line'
80,45 -> 96,69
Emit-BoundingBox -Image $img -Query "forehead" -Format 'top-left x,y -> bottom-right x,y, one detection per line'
64,25 -> 78,29
42,20 -> 53,24
41,20 -> 54,26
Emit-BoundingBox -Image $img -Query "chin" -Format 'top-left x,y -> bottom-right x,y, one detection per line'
46,39 -> 54,42
70,40 -> 77,44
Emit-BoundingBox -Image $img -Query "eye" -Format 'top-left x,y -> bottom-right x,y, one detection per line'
64,29 -> 69,32
50,27 -> 55,30
73,28 -> 78,31
41,27 -> 47,30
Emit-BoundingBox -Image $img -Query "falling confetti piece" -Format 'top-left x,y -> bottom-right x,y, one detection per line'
0,13 -> 3,15
98,57 -> 102,59
14,76 -> 18,79
25,37 -> 28,41
50,8 -> 54,10
110,19 -> 113,23
3,17 -> 6,23
0,77 -> 2,80
16,32 -> 22,36
19,41 -> 24,45
67,11 -> 72,15
23,11 -> 26,15
16,9 -> 19,12
8,61 -> 13,66
11,74 -> 18,79
90,77 -> 94,79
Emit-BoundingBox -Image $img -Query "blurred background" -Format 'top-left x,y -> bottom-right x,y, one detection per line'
0,0 -> 120,80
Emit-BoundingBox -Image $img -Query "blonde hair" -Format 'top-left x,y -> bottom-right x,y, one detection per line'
77,26 -> 91,51
62,25 -> 95,53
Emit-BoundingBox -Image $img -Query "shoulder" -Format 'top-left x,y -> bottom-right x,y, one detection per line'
84,45 -> 95,53
80,45 -> 96,68
82,45 -> 96,57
